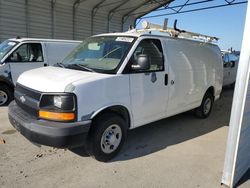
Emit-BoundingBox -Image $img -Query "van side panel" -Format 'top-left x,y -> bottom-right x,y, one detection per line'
71,75 -> 132,125
44,42 -> 79,65
165,38 -> 222,117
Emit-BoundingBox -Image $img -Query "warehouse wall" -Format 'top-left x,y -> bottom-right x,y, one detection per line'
0,0 -> 27,40
0,0 -> 136,42
28,0 -> 53,38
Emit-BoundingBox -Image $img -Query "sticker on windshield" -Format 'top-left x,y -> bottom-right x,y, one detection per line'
8,42 -> 16,46
115,37 -> 134,43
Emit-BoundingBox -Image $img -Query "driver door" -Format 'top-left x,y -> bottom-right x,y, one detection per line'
6,43 -> 45,84
127,38 -> 168,127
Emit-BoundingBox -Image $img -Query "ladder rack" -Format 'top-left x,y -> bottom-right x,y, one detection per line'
136,19 -> 219,43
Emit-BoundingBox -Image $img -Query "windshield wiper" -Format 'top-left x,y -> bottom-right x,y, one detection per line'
99,47 -> 122,61
70,64 -> 96,72
54,62 -> 65,68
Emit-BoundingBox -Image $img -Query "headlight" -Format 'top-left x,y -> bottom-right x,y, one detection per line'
39,93 -> 77,122
54,96 -> 63,109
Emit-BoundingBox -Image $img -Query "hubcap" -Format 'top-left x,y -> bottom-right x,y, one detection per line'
0,90 -> 8,105
101,124 -> 122,154
204,98 -> 212,115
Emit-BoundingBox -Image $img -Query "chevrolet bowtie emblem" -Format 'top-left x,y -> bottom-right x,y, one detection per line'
20,96 -> 26,103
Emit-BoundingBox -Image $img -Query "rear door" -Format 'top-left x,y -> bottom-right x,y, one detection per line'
6,42 -> 46,84
127,38 -> 169,127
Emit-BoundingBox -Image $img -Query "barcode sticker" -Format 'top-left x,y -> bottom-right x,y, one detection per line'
115,37 -> 134,43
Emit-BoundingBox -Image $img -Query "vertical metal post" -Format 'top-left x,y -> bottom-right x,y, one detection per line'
25,0 -> 29,37
222,1 -> 250,187
73,0 -> 80,40
73,0 -> 88,40
121,0 -> 152,32
51,0 -> 56,39
107,0 -> 130,32
0,0 -> 1,40
91,0 -> 107,35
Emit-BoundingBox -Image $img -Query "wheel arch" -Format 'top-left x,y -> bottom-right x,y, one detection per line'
0,77 -> 14,92
91,105 -> 132,129
206,86 -> 215,99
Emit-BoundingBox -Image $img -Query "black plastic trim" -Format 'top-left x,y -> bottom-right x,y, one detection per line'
39,93 -> 78,122
8,101 -> 91,148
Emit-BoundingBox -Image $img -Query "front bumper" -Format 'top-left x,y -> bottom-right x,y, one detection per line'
8,101 -> 91,148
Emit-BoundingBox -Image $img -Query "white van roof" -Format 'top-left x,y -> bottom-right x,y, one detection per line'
8,37 -> 82,43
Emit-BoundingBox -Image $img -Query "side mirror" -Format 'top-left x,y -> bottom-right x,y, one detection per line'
131,54 -> 150,71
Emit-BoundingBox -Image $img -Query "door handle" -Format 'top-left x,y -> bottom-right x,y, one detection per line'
165,74 -> 168,85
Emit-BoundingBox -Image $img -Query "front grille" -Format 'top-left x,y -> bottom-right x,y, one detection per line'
15,84 -> 41,100
14,84 -> 42,117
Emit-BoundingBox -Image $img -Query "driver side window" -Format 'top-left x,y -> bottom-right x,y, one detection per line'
7,43 -> 43,63
129,39 -> 164,72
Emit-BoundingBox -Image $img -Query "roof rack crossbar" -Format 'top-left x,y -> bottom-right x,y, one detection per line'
139,19 -> 219,43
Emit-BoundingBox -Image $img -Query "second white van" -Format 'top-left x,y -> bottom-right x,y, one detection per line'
0,38 -> 81,106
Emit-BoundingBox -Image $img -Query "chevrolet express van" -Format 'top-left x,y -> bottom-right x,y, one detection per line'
8,24 -> 223,161
0,38 -> 81,106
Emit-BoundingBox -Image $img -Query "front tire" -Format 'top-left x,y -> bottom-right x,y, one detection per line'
87,113 -> 127,162
0,85 -> 13,106
195,92 -> 214,119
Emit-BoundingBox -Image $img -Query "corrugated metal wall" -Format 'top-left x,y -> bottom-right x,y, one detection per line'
74,5 -> 91,39
28,0 -> 52,38
0,0 -> 137,42
93,10 -> 108,35
0,0 -> 27,40
54,1 -> 73,39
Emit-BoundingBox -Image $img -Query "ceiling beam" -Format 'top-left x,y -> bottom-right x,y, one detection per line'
91,0 -> 108,35
107,0 -> 132,32
141,0 -> 247,19
73,0 -> 88,39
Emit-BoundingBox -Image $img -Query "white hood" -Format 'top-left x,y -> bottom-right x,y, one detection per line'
17,66 -> 110,92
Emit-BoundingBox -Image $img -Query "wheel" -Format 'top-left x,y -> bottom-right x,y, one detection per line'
195,92 -> 214,119
0,85 -> 13,106
87,113 -> 127,162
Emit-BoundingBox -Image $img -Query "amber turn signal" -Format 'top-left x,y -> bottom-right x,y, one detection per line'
39,111 -> 75,121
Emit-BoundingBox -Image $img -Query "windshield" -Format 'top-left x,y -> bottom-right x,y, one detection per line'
0,40 -> 18,61
62,36 -> 135,73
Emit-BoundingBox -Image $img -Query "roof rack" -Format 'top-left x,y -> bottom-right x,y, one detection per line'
137,19 -> 219,43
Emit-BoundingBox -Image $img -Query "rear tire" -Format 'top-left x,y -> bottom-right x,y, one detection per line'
87,113 -> 127,162
0,85 -> 13,106
195,92 -> 214,119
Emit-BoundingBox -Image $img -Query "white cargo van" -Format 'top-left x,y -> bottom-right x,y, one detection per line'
8,22 -> 223,161
0,38 -> 81,106
222,51 -> 239,87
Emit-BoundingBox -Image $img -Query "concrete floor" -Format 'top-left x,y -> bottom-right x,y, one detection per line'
0,88 -> 249,188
